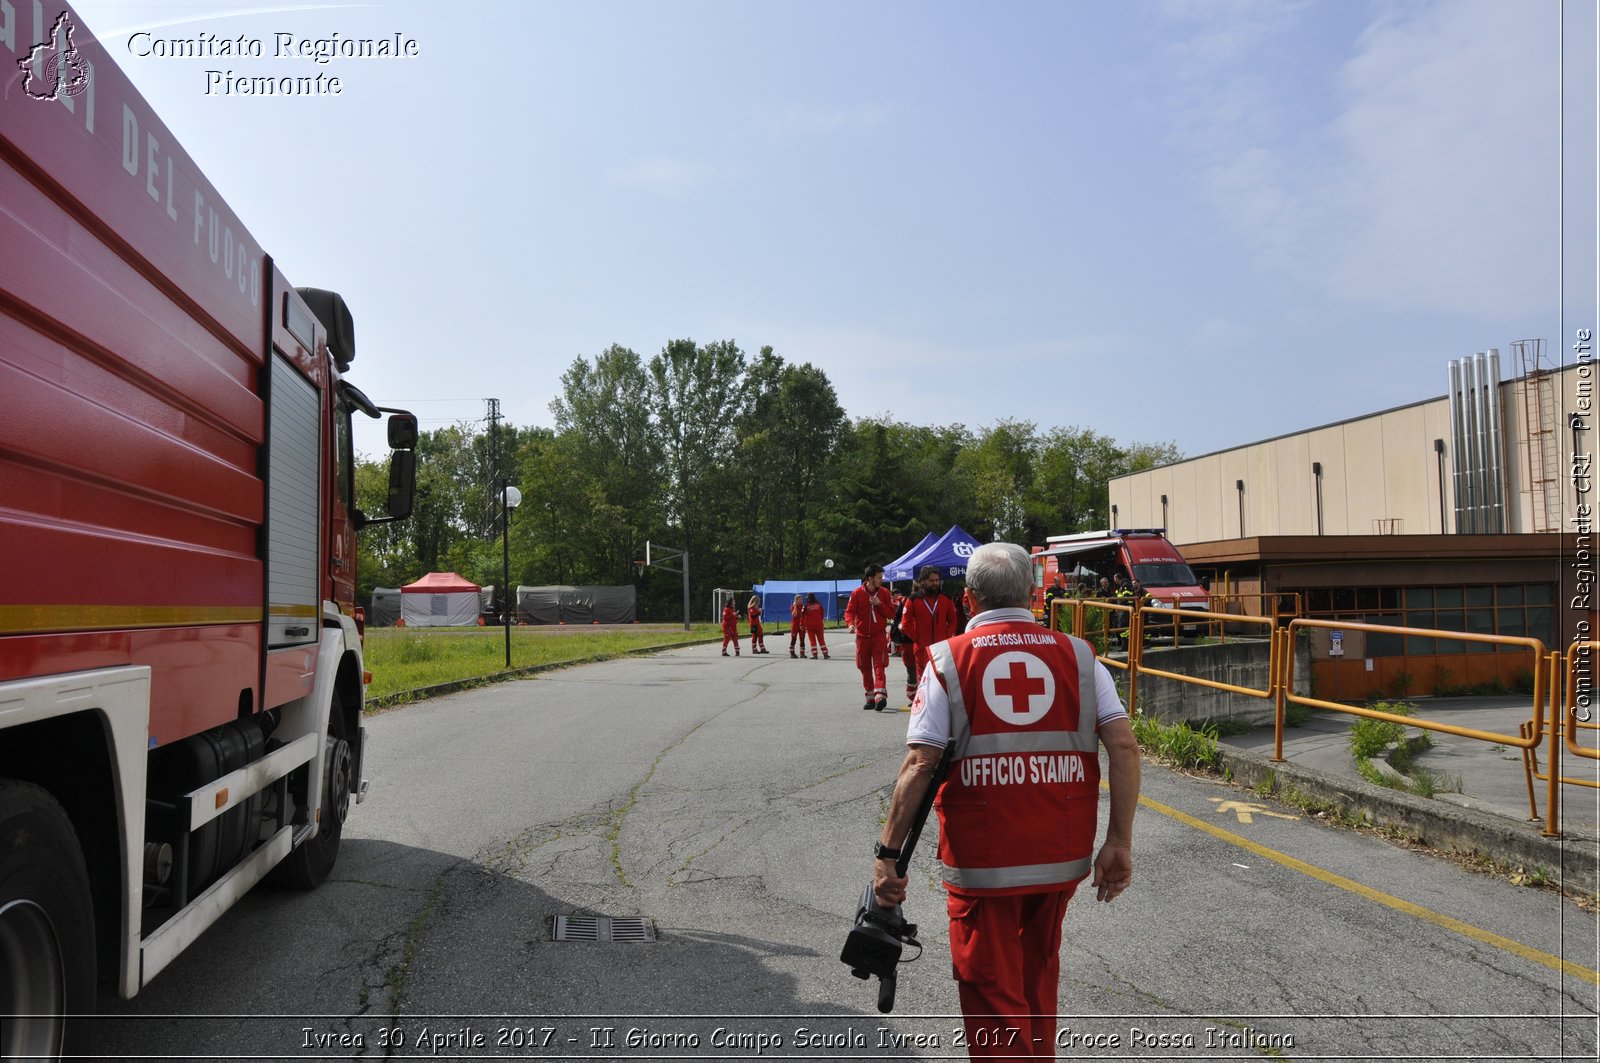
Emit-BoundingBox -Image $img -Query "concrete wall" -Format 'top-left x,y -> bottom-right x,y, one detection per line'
1133,638 -> 1310,726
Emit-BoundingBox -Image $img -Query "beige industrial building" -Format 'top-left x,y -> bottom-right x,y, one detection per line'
1109,345 -> 1592,698
1110,349 -> 1582,540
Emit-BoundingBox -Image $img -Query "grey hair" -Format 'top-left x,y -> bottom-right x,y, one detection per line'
965,542 -> 1033,611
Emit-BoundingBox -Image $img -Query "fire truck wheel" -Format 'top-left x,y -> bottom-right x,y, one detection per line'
0,780 -> 97,1060
270,694 -> 351,891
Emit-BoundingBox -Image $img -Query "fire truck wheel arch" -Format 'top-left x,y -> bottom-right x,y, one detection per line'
0,780 -> 97,1059
269,687 -> 351,891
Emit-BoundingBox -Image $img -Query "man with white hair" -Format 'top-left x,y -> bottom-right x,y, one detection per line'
870,542 -> 1140,1059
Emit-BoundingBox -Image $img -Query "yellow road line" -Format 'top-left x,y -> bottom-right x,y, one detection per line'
1134,789 -> 1599,986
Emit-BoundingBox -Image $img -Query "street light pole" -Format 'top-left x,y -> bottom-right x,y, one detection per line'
501,482 -> 521,668
825,558 -> 835,627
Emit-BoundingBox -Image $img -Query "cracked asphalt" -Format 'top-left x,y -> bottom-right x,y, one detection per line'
94,641 -> 1598,1061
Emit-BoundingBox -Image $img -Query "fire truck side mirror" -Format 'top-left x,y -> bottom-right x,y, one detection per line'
386,450 -> 416,520
387,413 -> 418,450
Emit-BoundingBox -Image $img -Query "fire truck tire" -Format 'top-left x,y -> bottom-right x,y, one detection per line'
0,780 -> 97,1061
270,693 -> 351,891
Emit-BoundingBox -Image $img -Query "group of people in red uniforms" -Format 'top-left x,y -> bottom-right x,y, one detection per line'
721,595 -> 771,655
722,569 -> 960,715
719,594 -> 832,657
845,563 -> 959,712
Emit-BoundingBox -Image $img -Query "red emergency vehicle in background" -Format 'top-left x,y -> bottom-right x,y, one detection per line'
1,6 -> 415,1056
1031,529 -> 1210,620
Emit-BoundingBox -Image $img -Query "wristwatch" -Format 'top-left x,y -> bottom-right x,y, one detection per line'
873,842 -> 902,861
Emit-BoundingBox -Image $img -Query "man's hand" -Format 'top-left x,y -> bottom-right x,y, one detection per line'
872,859 -> 907,907
1091,842 -> 1131,902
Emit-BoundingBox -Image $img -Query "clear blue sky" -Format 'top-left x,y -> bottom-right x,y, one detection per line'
70,0 -> 1598,461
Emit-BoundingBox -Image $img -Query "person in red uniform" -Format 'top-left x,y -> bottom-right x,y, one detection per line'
746,595 -> 767,654
788,594 -> 808,658
720,600 -> 740,656
899,565 -> 959,705
803,592 -> 829,659
890,586 -> 918,704
871,542 -> 1140,1059
844,563 -> 893,711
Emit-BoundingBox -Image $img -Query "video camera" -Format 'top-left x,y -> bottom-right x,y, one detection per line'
840,883 -> 920,1013
839,745 -> 950,1013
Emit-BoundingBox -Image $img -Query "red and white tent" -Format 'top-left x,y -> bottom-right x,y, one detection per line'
399,572 -> 482,627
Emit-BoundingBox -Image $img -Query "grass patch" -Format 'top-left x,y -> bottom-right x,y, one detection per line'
1348,700 -> 1417,758
1131,714 -> 1221,771
363,624 -> 721,700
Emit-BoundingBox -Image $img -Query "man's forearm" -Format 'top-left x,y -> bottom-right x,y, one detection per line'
1103,737 -> 1141,845
881,748 -> 941,849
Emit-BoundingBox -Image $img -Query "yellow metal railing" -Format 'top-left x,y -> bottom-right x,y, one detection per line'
1135,606 -> 1277,699
1282,618 -> 1559,836
1049,604 -> 1589,837
1203,591 -> 1303,626
1563,641 -> 1600,762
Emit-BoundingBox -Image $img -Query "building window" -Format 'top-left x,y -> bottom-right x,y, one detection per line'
1295,583 -> 1557,656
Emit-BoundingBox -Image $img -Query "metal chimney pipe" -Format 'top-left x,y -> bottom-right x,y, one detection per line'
1463,357 -> 1482,533
1472,352 -> 1493,533
1448,360 -> 1466,534
1485,348 -> 1506,533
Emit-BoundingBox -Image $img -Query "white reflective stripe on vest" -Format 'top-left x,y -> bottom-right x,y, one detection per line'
963,729 -> 1097,757
932,639 -> 973,749
944,857 -> 1095,891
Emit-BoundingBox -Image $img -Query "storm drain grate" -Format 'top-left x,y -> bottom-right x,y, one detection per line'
553,914 -> 657,943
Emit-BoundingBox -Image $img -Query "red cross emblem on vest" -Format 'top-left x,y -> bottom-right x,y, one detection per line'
981,651 -> 1054,725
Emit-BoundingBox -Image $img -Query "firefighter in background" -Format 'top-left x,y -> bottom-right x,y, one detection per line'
1043,569 -> 1072,630
899,565 -> 958,705
747,594 -> 768,654
789,594 -> 808,658
844,563 -> 893,711
872,543 -> 1140,1058
720,599 -> 741,657
804,592 -> 829,660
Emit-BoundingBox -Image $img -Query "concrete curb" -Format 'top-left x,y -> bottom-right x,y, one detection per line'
363,636 -> 726,711
1215,742 -> 1599,895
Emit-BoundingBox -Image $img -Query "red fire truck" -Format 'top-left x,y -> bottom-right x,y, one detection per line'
1031,529 -> 1210,623
1,5 -> 415,1055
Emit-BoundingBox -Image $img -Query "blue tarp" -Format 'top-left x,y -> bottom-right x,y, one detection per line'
751,579 -> 862,624
886,525 -> 982,581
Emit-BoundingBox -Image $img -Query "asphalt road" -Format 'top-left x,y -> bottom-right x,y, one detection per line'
95,642 -> 1599,1061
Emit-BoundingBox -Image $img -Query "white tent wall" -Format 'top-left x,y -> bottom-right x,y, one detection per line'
399,590 -> 481,627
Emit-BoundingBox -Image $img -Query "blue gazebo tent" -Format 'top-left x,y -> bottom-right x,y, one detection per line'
881,532 -> 938,585
888,525 -> 982,581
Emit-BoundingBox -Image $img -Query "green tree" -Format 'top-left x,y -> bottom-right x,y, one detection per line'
550,345 -> 664,583
649,338 -> 749,596
954,419 -> 1040,543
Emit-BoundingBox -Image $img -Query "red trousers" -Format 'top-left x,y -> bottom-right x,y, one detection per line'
947,886 -> 1076,1059
720,629 -> 739,652
900,642 -> 918,696
854,635 -> 888,695
749,621 -> 764,651
806,621 -> 828,654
